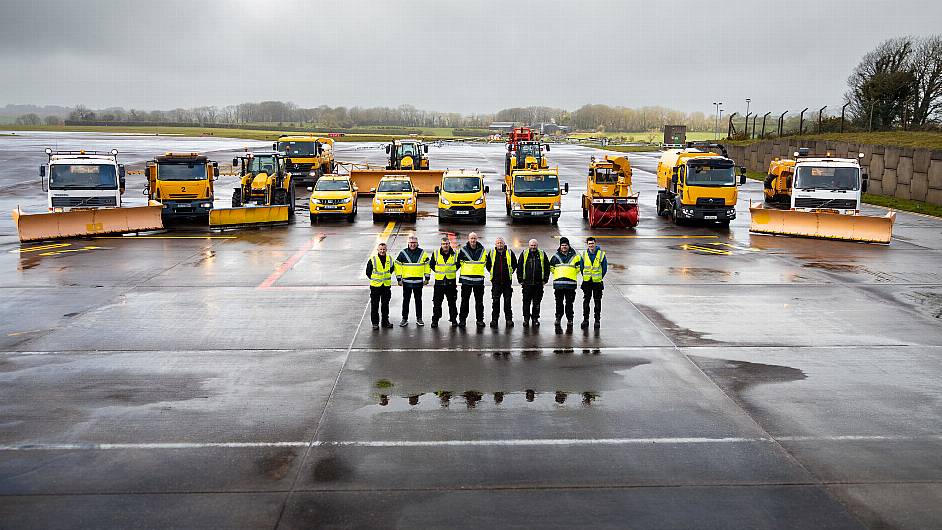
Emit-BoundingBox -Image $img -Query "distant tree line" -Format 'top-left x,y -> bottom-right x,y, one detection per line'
846,34 -> 942,130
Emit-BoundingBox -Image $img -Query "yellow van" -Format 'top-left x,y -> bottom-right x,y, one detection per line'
435,169 -> 488,224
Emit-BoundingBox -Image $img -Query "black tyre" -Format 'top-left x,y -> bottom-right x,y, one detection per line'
288,187 -> 297,219
551,216 -> 559,225
272,188 -> 288,206
310,213 -> 317,224
582,207 -> 588,219
232,189 -> 242,208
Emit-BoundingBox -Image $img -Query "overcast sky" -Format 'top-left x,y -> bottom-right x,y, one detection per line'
0,0 -> 940,116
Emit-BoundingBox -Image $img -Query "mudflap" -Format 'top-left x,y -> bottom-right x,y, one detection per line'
12,202 -> 164,242
749,203 -> 896,244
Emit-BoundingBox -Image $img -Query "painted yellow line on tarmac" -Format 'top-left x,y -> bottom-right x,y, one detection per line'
92,235 -> 237,239
683,244 -> 731,255
14,243 -> 71,253
378,221 -> 396,243
553,235 -> 720,239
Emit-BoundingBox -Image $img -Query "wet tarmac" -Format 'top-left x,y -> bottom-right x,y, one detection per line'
1,132 -> 941,528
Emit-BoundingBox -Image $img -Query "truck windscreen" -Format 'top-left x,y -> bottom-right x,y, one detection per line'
795,166 -> 859,191
49,164 -> 118,190
686,163 -> 735,186
315,180 -> 350,191
514,174 -> 559,195
396,144 -> 419,158
377,180 -> 413,193
158,162 -> 206,181
442,177 -> 481,193
278,142 -> 319,157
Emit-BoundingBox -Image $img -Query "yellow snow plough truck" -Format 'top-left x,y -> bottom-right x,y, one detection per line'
656,143 -> 746,226
209,151 -> 294,228
348,139 -> 444,196
751,148 -> 895,243
582,155 -> 639,228
13,148 -> 163,242
274,134 -> 335,186
144,152 -> 218,220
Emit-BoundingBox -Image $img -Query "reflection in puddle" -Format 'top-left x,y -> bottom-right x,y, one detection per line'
373,389 -> 602,409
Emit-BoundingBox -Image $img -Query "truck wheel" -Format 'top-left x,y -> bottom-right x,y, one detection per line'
582,207 -> 588,219
310,214 -> 317,224
272,188 -> 288,206
288,187 -> 297,219
232,189 -> 242,207
551,216 -> 558,225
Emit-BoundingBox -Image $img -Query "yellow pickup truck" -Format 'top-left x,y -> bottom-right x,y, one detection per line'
372,175 -> 418,222
309,175 -> 358,223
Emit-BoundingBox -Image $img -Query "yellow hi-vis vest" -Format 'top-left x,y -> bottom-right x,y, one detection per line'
433,249 -> 457,281
369,255 -> 392,287
551,251 -> 581,289
459,245 -> 487,284
396,250 -> 430,282
581,249 -> 605,283
488,249 -> 514,281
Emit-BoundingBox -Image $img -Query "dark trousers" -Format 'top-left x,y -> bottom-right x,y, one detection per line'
370,286 -> 391,325
521,284 -> 544,321
582,282 -> 603,321
402,283 -> 423,319
432,283 -> 458,323
554,289 -> 576,321
491,283 -> 513,322
460,283 -> 485,323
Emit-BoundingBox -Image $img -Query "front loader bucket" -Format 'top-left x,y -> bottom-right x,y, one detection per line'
349,169 -> 445,196
749,203 -> 896,244
13,202 -> 164,242
209,205 -> 289,228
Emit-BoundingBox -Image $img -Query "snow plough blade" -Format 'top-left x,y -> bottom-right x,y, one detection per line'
349,169 -> 444,196
208,205 -> 290,228
749,203 -> 895,244
12,202 -> 164,242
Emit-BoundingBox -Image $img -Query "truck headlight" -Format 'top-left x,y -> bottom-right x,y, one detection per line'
512,202 -> 522,210
406,198 -> 414,205
440,197 -> 451,205
309,171 -> 318,177
201,202 -> 211,208
373,198 -> 381,205
551,202 -> 560,210
473,197 -> 484,205
339,197 -> 350,204
727,208 -> 736,217
682,208 -> 694,216
312,199 -> 321,205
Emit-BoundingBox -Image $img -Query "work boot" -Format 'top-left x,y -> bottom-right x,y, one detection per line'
372,324 -> 380,331
554,318 -> 561,327
566,320 -> 574,330
523,318 -> 530,327
594,319 -> 601,329
581,319 -> 589,329
490,320 -> 498,329
506,319 -> 514,328
533,319 -> 540,327
476,320 -> 486,328
399,319 -> 408,327
417,319 -> 425,327
457,320 -> 466,328
382,322 -> 394,329
450,320 -> 459,328
430,320 -> 438,328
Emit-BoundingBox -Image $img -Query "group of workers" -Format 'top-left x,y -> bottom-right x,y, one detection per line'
365,233 -> 608,331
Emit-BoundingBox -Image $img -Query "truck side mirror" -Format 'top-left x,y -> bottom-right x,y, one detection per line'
213,164 -> 220,179
424,145 -> 429,153
385,145 -> 391,154
272,143 -> 277,150
370,187 -> 376,192
306,187 -> 313,192
501,183 -> 507,193
564,182 -> 569,194
484,185 -> 490,194
119,164 -> 126,178
232,158 -> 239,167
434,186 -> 440,193
740,174 -> 747,185
39,165 -> 45,177
544,144 -> 550,151
862,177 -> 869,193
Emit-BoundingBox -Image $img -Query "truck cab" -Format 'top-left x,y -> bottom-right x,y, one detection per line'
435,169 -> 488,223
372,175 -> 418,222
145,152 -> 218,218
503,168 -> 568,224
275,135 -> 335,185
656,144 -> 746,225
40,148 -> 126,211
785,151 -> 867,214
386,140 -> 430,171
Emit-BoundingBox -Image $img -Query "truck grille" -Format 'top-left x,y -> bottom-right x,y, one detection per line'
794,198 -> 857,210
523,203 -> 550,210
169,194 -> 198,199
288,163 -> 313,171
51,196 -> 117,207
696,197 -> 726,206
320,198 -> 347,205
384,200 -> 405,206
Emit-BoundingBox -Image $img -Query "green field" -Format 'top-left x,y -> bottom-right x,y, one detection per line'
567,130 -> 717,143
729,131 -> 942,151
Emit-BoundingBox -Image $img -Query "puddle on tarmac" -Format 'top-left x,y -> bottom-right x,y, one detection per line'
904,290 -> 942,319
634,304 -> 722,345
690,356 -> 807,398
803,262 -> 861,272
669,267 -> 737,280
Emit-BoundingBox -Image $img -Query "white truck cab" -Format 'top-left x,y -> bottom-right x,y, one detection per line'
790,151 -> 867,215
40,148 -> 126,212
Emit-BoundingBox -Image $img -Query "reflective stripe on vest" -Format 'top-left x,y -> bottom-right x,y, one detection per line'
459,246 -> 487,282
397,250 -> 429,280
581,249 -> 605,282
488,249 -> 513,281
370,255 -> 392,287
433,249 -> 457,281
551,252 -> 581,288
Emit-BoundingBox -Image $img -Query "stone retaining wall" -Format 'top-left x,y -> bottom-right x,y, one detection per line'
721,139 -> 942,206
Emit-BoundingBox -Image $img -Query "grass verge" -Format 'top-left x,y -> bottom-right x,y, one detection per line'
727,131 -> 942,150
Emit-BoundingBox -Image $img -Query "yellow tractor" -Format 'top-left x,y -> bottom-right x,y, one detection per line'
582,155 -> 639,228
208,151 -> 294,227
763,158 -> 796,204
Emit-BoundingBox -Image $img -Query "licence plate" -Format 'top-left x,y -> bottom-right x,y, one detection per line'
321,206 -> 340,210
704,215 -> 717,220
386,208 -> 402,213
454,210 -> 469,215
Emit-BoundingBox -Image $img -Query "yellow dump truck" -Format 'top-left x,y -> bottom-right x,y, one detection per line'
751,148 -> 895,243
274,135 -> 334,186
13,148 -> 163,242
655,143 -> 746,226
348,139 -> 444,196
208,151 -> 293,227
582,155 -> 639,228
144,152 -> 218,219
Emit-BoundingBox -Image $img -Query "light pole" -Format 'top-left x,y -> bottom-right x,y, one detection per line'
713,102 -> 723,140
